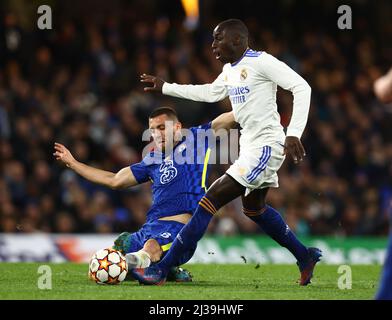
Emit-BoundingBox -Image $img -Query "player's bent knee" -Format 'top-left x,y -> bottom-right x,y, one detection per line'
242,206 -> 267,217
205,174 -> 245,208
204,190 -> 219,206
143,239 -> 163,262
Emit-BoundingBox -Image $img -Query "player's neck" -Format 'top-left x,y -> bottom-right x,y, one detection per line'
230,47 -> 249,65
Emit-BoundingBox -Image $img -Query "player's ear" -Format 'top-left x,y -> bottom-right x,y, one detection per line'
229,32 -> 240,46
175,121 -> 182,130
233,33 -> 247,49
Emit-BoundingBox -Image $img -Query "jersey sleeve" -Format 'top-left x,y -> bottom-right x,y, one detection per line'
162,72 -> 228,103
256,52 -> 312,139
130,160 -> 150,184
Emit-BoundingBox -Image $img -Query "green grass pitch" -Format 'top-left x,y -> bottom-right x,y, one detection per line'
0,263 -> 382,300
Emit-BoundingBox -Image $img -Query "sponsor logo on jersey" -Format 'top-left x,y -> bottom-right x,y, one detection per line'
228,85 -> 250,104
228,86 -> 250,96
159,159 -> 178,184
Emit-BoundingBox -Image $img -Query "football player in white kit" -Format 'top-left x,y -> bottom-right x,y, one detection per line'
133,19 -> 322,286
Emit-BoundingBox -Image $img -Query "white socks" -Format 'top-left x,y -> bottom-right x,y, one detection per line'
126,250 -> 151,268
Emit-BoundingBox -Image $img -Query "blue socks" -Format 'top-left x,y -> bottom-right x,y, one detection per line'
158,199 -> 309,274
158,196 -> 217,273
376,233 -> 392,299
244,205 -> 309,263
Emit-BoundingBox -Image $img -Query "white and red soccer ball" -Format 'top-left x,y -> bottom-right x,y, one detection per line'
88,248 -> 128,285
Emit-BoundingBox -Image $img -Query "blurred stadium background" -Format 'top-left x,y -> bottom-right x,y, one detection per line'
0,0 -> 391,265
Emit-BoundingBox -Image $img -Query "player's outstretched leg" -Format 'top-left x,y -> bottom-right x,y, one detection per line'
113,232 -> 152,268
131,195 -> 219,285
375,233 -> 392,299
132,174 -> 245,285
296,247 -> 322,286
114,233 -> 193,282
128,266 -> 193,282
242,189 -> 322,285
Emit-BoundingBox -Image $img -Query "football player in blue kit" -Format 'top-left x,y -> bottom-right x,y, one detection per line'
54,107 -> 235,282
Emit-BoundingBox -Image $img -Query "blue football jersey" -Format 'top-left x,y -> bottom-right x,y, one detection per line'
130,123 -> 213,222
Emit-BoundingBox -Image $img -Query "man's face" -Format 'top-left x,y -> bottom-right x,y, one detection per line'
149,114 -> 182,152
211,25 -> 236,64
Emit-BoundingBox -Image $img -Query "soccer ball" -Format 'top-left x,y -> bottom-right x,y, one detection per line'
88,248 -> 128,285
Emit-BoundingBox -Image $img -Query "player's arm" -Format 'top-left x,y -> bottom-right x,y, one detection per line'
211,111 -> 236,131
140,73 -> 228,103
374,68 -> 392,103
53,142 -> 138,190
258,53 -> 311,164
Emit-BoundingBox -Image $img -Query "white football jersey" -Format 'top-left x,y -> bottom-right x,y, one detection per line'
162,49 -> 311,148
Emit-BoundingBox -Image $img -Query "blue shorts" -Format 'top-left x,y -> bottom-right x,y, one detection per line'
127,220 -> 196,266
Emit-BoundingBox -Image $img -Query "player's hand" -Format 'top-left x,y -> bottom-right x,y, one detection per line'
53,142 -> 76,168
140,74 -> 165,93
283,136 -> 306,164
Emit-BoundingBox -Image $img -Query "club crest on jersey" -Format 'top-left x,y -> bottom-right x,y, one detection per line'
238,167 -> 247,176
240,68 -> 247,81
159,159 -> 178,184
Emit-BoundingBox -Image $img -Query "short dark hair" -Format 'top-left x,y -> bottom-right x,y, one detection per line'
218,19 -> 249,39
149,107 -> 178,121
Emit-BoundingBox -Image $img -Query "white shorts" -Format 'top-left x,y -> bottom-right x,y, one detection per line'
226,142 -> 286,196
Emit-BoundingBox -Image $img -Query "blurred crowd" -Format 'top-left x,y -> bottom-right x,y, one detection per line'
1,0 -> 392,236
